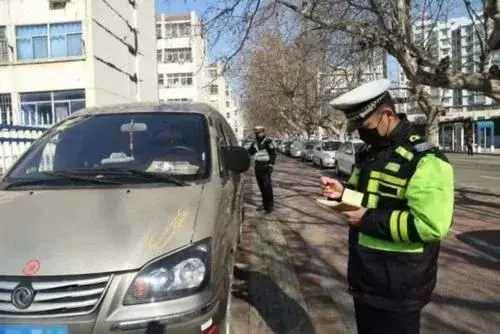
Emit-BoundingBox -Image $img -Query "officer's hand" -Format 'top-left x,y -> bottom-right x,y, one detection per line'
343,208 -> 367,226
321,176 -> 344,200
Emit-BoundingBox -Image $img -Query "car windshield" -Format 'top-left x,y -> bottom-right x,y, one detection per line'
322,141 -> 341,151
5,112 -> 211,188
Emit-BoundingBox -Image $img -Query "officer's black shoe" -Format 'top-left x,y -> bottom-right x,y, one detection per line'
265,208 -> 273,214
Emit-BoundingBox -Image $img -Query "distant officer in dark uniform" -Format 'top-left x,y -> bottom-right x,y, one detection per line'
321,80 -> 454,334
247,126 -> 276,213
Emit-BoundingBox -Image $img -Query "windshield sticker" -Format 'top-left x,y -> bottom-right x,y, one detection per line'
101,152 -> 135,165
146,209 -> 188,253
147,161 -> 200,175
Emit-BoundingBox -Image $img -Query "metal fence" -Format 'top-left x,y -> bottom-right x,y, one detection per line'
0,125 -> 45,175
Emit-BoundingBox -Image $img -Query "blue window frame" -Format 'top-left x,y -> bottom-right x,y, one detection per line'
20,90 -> 86,127
16,22 -> 82,60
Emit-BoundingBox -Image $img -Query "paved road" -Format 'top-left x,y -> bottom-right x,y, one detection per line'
231,155 -> 500,334
448,153 -> 500,194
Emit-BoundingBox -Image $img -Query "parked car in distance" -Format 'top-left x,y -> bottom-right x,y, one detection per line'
284,141 -> 292,155
290,140 -> 305,158
312,140 -> 342,168
0,103 -> 250,334
336,140 -> 366,176
303,140 -> 320,162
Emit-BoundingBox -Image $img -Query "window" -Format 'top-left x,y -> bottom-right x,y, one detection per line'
167,98 -> 192,103
158,74 -> 164,87
226,113 -> 230,118
156,23 -> 162,39
165,23 -> 191,38
208,69 -> 217,78
20,89 -> 85,127
0,93 -> 13,125
157,49 -> 163,62
165,73 -> 193,88
0,26 -> 8,63
164,48 -> 192,63
209,85 -> 218,95
226,101 -> 230,108
16,22 -> 82,60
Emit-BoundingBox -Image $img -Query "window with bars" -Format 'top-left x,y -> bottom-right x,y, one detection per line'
0,93 -> 13,125
208,69 -> 217,78
166,73 -> 193,88
158,74 -> 164,87
20,89 -> 85,127
209,85 -> 218,95
164,48 -> 192,63
156,23 -> 162,39
16,22 -> 83,60
0,26 -> 8,64
157,49 -> 163,62
164,23 -> 191,38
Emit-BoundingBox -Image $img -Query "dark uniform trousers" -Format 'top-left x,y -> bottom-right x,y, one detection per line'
255,165 -> 274,210
354,300 -> 420,334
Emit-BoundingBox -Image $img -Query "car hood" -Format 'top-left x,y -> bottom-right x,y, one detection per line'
0,185 -> 204,276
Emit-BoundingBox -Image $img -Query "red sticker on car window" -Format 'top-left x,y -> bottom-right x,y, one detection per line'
23,260 -> 40,276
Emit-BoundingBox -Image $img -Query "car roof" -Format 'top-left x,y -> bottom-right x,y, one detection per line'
76,102 -> 221,118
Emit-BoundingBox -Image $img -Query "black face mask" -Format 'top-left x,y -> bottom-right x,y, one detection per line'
358,115 -> 388,147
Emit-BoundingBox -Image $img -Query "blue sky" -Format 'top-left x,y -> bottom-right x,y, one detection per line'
155,0 -> 209,15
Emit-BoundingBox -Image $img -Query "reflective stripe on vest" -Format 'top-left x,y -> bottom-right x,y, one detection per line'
395,146 -> 414,161
254,143 -> 270,162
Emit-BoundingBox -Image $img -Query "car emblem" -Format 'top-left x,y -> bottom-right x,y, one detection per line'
22,260 -> 40,276
11,285 -> 35,310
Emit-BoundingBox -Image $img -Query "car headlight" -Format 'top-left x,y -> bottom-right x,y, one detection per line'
124,239 -> 211,305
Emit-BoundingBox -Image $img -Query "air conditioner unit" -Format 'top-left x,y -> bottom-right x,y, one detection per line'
49,0 -> 69,10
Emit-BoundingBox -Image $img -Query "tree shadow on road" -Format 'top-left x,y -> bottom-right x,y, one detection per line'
232,266 -> 316,334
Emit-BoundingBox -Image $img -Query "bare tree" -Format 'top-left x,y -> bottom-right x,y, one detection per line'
199,0 -> 500,141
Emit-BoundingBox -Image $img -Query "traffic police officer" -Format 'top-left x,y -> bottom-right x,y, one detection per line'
322,80 -> 454,334
247,126 -> 276,213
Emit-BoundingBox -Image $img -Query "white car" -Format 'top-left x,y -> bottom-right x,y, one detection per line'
290,141 -> 305,158
336,140 -> 366,176
312,141 -> 342,168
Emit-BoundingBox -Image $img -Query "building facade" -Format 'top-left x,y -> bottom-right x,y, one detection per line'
156,12 -> 206,104
0,0 -> 158,128
0,0 -> 157,173
396,16 -> 500,153
156,13 -> 244,140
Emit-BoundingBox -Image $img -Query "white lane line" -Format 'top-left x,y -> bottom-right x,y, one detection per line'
479,175 -> 500,180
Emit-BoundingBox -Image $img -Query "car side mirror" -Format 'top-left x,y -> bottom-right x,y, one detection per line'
222,146 -> 251,174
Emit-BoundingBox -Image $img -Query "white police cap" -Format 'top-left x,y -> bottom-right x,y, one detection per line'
330,79 -> 391,131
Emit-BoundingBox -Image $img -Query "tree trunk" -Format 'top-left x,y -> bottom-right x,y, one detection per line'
425,117 -> 440,147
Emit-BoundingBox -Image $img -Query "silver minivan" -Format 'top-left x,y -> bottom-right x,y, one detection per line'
0,103 -> 250,334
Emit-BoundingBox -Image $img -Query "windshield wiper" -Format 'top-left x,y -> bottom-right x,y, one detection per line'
3,171 -> 121,190
66,168 -> 189,186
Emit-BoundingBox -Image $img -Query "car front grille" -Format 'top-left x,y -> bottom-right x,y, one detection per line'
0,274 -> 111,318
